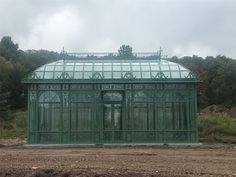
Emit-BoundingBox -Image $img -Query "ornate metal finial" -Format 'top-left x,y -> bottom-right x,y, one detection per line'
158,46 -> 163,59
61,47 -> 66,62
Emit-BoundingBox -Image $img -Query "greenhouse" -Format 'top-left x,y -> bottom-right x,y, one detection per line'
24,54 -> 199,144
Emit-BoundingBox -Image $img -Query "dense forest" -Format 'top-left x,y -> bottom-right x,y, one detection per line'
0,36 -> 236,127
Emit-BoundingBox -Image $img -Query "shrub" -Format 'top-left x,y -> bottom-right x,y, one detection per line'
198,113 -> 236,143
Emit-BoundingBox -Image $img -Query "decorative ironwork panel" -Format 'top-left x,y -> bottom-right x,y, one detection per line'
30,85 -> 37,90
70,84 -> 93,90
102,84 -> 124,90
29,91 -> 37,101
62,84 -> 69,90
38,84 -> 61,90
71,91 -> 93,102
133,84 -> 155,90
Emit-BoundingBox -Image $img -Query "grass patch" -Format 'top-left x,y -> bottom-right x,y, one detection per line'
198,113 -> 236,143
0,128 -> 26,139
0,110 -> 26,139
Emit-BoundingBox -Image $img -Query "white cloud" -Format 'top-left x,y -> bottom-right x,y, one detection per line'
19,5 -> 83,52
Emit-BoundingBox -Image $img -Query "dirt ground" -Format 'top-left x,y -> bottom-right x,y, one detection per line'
0,140 -> 236,177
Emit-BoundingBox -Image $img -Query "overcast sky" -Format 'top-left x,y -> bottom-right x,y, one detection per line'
0,0 -> 235,58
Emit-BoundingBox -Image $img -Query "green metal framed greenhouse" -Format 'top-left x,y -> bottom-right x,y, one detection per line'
23,54 -> 199,144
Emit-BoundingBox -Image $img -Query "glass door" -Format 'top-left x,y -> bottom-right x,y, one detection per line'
103,103 -> 122,143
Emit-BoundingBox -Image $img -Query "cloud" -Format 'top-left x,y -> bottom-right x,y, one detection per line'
0,0 -> 235,58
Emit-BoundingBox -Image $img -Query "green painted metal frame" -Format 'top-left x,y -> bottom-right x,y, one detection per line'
27,83 -> 198,144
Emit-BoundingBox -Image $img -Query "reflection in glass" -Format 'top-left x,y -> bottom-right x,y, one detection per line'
114,104 -> 121,130
104,104 -> 112,130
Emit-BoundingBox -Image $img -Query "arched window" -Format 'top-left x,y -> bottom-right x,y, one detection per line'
103,92 -> 123,102
39,91 -> 60,102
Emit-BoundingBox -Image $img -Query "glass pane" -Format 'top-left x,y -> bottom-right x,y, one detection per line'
141,65 -> 150,71
70,103 -> 77,130
74,65 -> 83,71
150,65 -> 159,70
114,104 -> 121,130
104,104 -> 112,130
51,103 -> 60,131
83,72 -> 92,79
84,65 -> 93,71
104,72 -> 112,79
113,72 -> 121,78
54,72 -> 63,79
44,72 -> 53,79
171,71 -> 180,78
122,65 -> 130,71
35,72 -> 44,78
133,71 -> 141,78
104,65 -> 112,71
67,71 -> 74,78
132,65 -> 140,71
161,65 -> 169,70
94,65 -> 103,71
38,103 -> 50,131
77,103 -> 93,130
65,65 -> 74,71
163,71 -> 171,78
181,71 -> 189,78
113,65 -> 121,71
179,65 -> 187,70
104,63 -> 112,65
55,66 -> 63,71
142,72 -> 151,78
133,103 -> 147,130
45,65 -> 54,71
74,72 -> 83,79
170,65 -> 179,70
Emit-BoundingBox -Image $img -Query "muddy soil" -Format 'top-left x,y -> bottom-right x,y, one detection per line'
0,144 -> 236,177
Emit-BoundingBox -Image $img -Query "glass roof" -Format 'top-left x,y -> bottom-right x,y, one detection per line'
27,59 -> 196,80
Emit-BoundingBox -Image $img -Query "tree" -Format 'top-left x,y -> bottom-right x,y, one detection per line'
0,82 -> 12,129
210,60 -> 236,107
0,36 -> 19,60
118,45 -> 133,58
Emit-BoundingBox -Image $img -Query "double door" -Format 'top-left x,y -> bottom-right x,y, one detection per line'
103,103 -> 122,142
